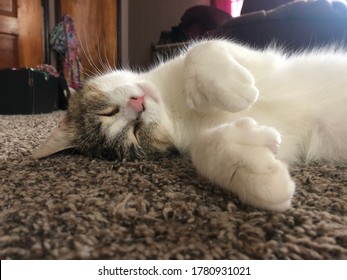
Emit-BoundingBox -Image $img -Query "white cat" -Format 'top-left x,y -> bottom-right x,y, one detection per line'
32,39 -> 347,211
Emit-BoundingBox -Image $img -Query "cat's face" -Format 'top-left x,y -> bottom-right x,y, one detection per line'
32,70 -> 178,160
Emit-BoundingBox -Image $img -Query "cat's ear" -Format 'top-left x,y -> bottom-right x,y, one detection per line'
31,117 -> 77,159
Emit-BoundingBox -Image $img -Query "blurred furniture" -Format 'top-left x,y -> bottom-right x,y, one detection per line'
153,5 -> 230,62
153,0 -> 347,62
215,0 -> 347,51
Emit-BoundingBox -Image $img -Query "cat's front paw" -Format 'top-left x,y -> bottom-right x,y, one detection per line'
184,42 -> 259,113
191,119 -> 295,211
227,119 -> 295,210
186,76 -> 259,113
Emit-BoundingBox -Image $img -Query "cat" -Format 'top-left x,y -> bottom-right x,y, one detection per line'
32,39 -> 347,211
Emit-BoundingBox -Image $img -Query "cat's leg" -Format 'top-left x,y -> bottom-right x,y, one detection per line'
190,117 -> 296,211
184,40 -> 259,113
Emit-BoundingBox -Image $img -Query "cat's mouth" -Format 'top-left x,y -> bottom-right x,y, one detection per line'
136,103 -> 145,119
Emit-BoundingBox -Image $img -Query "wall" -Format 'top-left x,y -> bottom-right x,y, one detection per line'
126,0 -> 210,68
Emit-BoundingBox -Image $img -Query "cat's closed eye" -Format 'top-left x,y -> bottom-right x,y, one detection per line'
96,106 -> 120,117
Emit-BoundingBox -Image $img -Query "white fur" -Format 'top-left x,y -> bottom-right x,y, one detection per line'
190,118 -> 295,211
89,39 -> 347,211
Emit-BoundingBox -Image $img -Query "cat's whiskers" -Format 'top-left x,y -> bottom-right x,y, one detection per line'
96,29 -> 114,74
59,122 -> 100,159
75,125 -> 101,154
95,28 -> 108,74
77,25 -> 119,78
76,27 -> 105,77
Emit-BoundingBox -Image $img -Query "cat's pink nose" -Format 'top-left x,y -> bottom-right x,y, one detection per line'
129,96 -> 145,113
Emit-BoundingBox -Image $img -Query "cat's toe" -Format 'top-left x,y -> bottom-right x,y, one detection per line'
267,138 -> 281,154
250,125 -> 282,154
235,117 -> 257,128
259,127 -> 282,154
214,83 -> 259,113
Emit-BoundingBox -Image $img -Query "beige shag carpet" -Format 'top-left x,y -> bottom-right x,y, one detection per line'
1,111 -> 347,259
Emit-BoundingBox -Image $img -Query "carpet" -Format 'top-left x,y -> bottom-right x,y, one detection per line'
1,111 -> 347,259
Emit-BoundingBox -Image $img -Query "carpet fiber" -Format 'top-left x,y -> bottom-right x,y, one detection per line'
1,111 -> 347,259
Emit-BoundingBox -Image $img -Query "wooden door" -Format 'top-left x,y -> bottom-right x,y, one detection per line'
0,0 -> 43,68
60,0 -> 118,76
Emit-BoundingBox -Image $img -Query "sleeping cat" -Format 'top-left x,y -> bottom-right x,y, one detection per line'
32,39 -> 347,211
